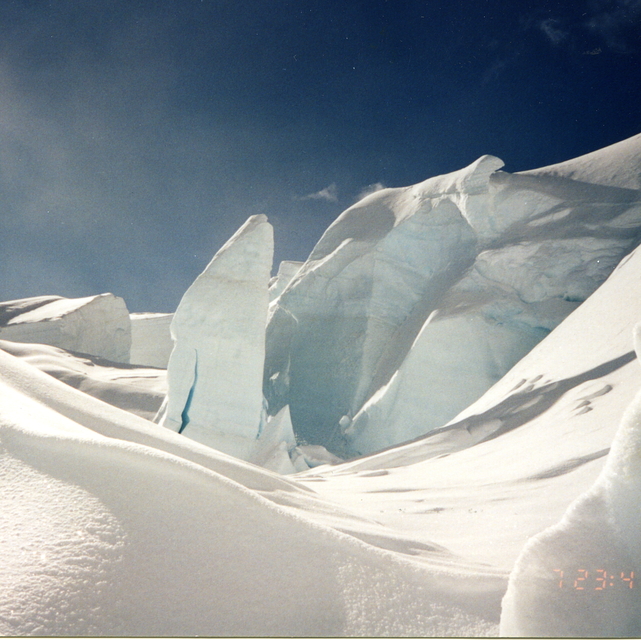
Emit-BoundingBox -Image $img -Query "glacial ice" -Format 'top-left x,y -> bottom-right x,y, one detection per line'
499,324 -> 641,637
0,293 -> 131,363
2,133 -> 641,636
156,215 -> 274,461
266,136 -> 641,457
129,312 -> 173,368
269,260 -> 304,301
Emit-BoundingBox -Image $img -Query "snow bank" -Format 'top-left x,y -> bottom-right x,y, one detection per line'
499,324 -> 641,637
0,339 -> 165,421
0,346 -> 499,637
0,293 -> 131,363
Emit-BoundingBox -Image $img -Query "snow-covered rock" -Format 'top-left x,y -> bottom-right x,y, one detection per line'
129,312 -> 173,368
266,135 -> 641,457
499,324 -> 641,637
0,293 -> 131,363
157,215 -> 274,461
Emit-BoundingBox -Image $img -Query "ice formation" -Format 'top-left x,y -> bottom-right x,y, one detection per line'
268,260 -> 304,301
266,136 -> 641,457
499,324 -> 641,637
129,312 -> 173,368
0,293 -> 131,363
156,214 -> 292,464
1,133 -> 641,636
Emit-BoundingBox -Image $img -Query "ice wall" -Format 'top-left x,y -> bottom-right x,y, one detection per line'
499,324 -> 641,637
0,293 -> 131,363
266,136 -> 641,458
157,215 -> 274,461
129,312 -> 173,368
269,260 -> 304,301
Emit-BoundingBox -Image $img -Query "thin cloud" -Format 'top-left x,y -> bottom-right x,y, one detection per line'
534,1 -> 641,54
539,18 -> 569,46
585,0 -> 641,52
300,183 -> 338,202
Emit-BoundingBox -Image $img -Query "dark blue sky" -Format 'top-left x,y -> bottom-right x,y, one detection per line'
1,0 -> 640,311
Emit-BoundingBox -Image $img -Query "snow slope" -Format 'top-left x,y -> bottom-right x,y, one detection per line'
0,339 -> 165,421
0,344 -> 501,636
2,231 -> 640,634
298,239 -> 641,577
500,326 -> 641,637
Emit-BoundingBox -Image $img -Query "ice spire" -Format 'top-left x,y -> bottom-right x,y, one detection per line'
156,214 -> 274,460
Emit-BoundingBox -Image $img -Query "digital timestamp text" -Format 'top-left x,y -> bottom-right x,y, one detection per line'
554,569 -> 635,590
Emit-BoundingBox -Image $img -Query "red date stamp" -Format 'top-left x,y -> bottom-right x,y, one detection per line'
554,569 -> 635,590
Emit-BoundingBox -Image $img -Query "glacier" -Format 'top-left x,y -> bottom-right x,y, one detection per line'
1,132 -> 641,636
266,137 -> 641,457
129,312 -> 173,368
0,293 -> 131,363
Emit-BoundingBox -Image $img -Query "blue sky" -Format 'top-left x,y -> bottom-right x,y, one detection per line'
1,0 -> 640,311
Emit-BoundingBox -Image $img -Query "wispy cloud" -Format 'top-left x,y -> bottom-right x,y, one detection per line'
534,1 -> 641,54
585,0 -> 641,52
539,18 -> 569,46
300,183 -> 339,202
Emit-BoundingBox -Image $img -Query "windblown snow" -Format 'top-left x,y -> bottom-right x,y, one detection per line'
1,133 -> 641,637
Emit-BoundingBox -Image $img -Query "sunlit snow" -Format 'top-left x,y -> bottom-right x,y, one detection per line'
1,133 -> 641,637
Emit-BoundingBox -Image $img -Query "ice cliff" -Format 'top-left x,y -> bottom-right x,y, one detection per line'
0,293 -> 131,363
129,312 -> 173,368
265,136 -> 641,457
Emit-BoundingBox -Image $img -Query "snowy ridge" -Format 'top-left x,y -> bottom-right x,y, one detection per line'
0,344 -> 501,636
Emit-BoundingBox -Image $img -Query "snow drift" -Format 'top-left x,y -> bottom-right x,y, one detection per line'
0,344 -> 499,637
499,324 -> 641,637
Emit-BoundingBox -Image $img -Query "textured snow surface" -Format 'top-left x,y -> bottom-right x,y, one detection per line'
265,134 -> 641,457
0,293 -> 131,363
499,326 -> 641,637
0,346 -> 500,637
